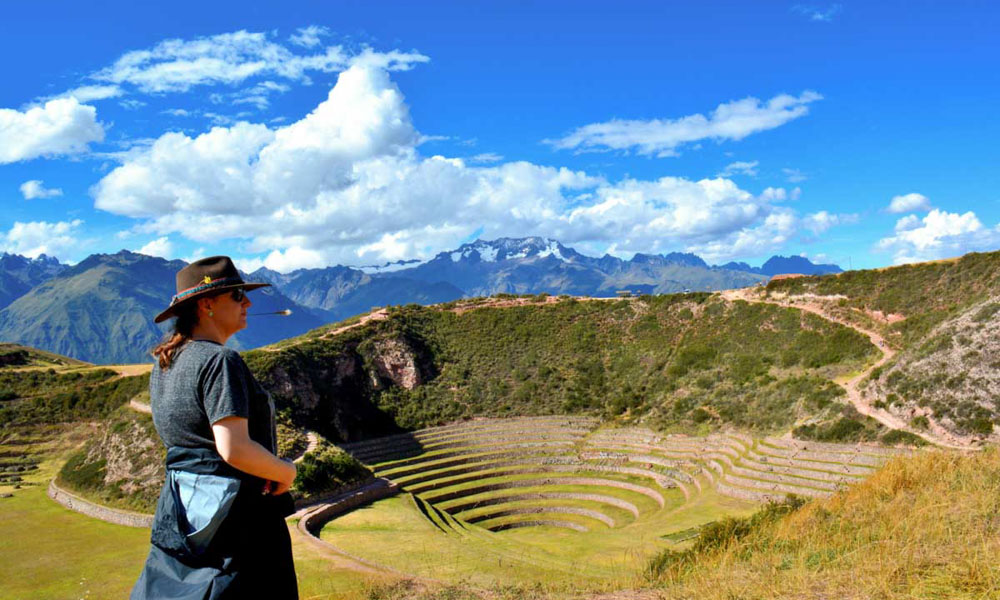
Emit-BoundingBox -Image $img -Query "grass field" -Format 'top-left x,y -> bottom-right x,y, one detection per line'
319,481 -> 755,586
0,426 -> 150,600
0,425 -> 393,600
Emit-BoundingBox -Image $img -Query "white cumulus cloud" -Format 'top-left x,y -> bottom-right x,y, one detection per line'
19,180 -> 63,199
0,98 -> 105,164
717,160 -> 759,177
546,91 -> 822,157
136,236 -> 174,258
0,219 -> 83,258
92,61 -> 846,271
887,192 -> 931,214
878,209 -> 1000,264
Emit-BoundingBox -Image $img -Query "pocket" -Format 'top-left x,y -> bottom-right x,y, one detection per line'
171,470 -> 241,554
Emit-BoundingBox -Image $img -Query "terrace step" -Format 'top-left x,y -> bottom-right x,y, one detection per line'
463,504 -> 617,528
419,475 -> 665,508
442,491 -> 641,519
489,519 -> 589,533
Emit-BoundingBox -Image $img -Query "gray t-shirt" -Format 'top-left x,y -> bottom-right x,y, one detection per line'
150,340 -> 276,454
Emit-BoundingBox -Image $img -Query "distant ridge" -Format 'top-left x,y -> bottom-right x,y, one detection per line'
720,255 -> 842,277
0,241 -> 841,363
0,251 -> 324,363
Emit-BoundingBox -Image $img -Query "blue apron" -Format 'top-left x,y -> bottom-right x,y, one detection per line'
130,447 -> 296,600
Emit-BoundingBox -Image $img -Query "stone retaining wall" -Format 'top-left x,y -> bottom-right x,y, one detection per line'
414,417 -> 597,439
299,477 -> 400,535
722,473 -> 829,498
728,464 -> 840,491
755,444 -> 884,467
466,505 -> 616,527
416,426 -> 592,445
47,479 -> 153,528
765,436 -> 911,457
421,476 -> 665,507
374,440 -> 575,470
737,455 -> 864,483
404,463 -> 675,494
355,434 -> 582,464
443,491 -> 640,518
491,519 -> 588,532
377,448 -> 564,480
745,449 -> 875,475
715,481 -> 787,504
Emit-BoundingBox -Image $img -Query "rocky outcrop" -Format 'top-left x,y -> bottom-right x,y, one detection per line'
86,412 -> 164,497
370,338 -> 423,390
252,346 -> 398,444
249,329 -> 440,443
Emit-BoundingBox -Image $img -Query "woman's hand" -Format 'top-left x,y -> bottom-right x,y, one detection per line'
262,461 -> 296,496
213,416 -> 297,490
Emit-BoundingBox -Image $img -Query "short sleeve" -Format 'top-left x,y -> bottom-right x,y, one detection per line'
200,349 -> 251,425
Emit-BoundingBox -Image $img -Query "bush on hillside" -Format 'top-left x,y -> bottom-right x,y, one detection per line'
293,440 -> 371,499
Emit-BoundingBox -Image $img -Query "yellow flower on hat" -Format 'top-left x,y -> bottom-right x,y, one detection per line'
203,276 -> 212,284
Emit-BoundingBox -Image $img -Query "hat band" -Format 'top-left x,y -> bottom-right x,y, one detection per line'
170,276 -> 244,305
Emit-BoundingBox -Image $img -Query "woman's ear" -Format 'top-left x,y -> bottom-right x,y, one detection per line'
197,296 -> 215,318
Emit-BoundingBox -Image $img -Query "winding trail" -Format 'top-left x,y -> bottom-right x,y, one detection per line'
720,288 -> 973,450
293,430 -> 320,464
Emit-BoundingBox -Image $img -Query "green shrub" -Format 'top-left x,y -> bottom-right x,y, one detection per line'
293,440 -> 371,498
58,450 -> 107,491
880,429 -> 927,446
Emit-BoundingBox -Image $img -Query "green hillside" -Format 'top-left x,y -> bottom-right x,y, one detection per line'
765,251 -> 1000,345
245,293 -> 878,442
766,250 -> 1000,441
0,343 -> 89,369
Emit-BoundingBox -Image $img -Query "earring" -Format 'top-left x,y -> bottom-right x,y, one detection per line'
208,310 -> 214,317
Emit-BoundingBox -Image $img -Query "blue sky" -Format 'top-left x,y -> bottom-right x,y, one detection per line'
1,0 -> 997,271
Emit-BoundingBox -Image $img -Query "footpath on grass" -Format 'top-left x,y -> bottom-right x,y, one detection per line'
719,287 -> 973,450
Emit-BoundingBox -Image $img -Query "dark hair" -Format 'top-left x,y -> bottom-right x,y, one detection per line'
151,301 -> 199,369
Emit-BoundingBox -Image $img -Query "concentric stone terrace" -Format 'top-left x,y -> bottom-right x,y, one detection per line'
312,417 -> 907,584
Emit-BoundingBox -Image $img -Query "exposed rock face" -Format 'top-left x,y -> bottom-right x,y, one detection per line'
85,411 -> 164,497
249,329 -> 438,443
371,338 -> 423,390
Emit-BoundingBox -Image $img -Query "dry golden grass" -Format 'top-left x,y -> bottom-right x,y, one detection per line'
653,449 -> 1000,599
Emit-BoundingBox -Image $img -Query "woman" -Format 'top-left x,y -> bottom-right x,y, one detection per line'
131,256 -> 298,600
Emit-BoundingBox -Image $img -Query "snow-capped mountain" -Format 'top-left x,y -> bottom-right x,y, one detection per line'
252,237 -> 842,311
0,252 -> 68,310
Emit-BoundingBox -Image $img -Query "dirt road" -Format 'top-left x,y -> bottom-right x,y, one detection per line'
720,288 -> 973,450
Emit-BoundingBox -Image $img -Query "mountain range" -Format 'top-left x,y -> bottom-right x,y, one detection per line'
0,238 -> 840,363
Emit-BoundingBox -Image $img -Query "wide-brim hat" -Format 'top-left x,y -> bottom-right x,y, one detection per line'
155,256 -> 270,323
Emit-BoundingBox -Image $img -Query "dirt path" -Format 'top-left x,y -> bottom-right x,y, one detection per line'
294,430 -> 320,464
128,399 -> 152,414
258,308 -> 391,353
720,288 -> 973,450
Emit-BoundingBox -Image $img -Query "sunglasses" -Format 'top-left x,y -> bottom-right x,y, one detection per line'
229,288 -> 246,302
